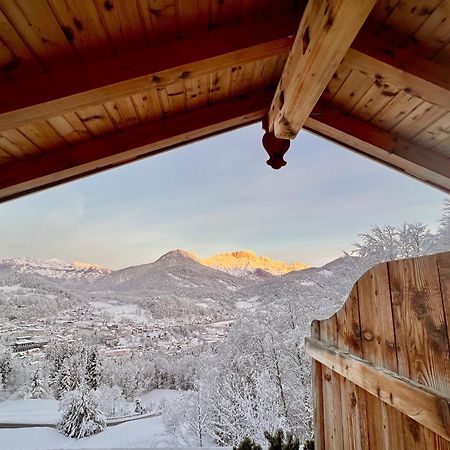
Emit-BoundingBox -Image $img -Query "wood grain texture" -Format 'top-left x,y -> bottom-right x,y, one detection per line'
0,16 -> 296,131
268,0 -> 377,139
0,89 -> 274,203
306,337 -> 450,442
319,315 -> 344,450
309,252 -> 450,449
306,103 -> 450,193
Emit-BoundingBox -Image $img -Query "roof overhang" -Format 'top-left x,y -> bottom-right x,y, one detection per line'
0,0 -> 448,202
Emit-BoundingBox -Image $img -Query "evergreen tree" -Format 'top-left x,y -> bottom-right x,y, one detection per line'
29,369 -> 47,399
135,398 -> 145,415
58,384 -> 106,438
264,429 -> 299,450
57,363 -> 74,399
0,347 -> 12,388
233,437 -> 262,450
86,348 -> 101,390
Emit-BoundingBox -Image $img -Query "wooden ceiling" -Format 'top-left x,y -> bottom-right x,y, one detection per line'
0,0 -> 448,202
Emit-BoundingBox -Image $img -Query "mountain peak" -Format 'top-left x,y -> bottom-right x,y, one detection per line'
156,249 -> 199,263
200,250 -> 309,277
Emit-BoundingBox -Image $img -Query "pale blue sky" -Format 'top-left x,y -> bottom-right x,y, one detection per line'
0,124 -> 446,269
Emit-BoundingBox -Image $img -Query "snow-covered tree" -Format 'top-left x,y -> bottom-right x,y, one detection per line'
164,385 -> 211,447
95,385 -> 127,418
57,361 -> 75,399
353,222 -> 436,263
233,437 -> 262,450
86,348 -> 101,390
28,369 -> 47,399
436,199 -> 450,251
264,429 -> 300,450
0,346 -> 12,388
58,384 -> 106,438
135,398 -> 145,415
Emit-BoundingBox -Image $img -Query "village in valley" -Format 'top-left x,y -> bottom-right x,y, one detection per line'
2,299 -> 236,361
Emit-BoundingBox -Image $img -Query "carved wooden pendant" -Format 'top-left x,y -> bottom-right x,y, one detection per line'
262,119 -> 291,169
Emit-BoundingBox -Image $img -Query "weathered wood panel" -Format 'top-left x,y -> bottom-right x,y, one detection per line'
308,252 -> 450,450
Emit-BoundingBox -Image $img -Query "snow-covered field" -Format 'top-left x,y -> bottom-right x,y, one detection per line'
0,399 -> 60,425
0,415 -> 175,450
0,390 -> 181,450
0,390 -> 174,426
89,301 -> 149,324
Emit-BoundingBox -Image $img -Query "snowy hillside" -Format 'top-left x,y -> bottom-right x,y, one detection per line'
0,258 -> 110,282
0,251 -> 366,322
0,269 -> 82,321
234,255 -> 371,316
95,250 -> 246,292
89,250 -> 250,315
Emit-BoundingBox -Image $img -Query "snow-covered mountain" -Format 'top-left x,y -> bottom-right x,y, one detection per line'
0,257 -> 111,282
0,250 -> 364,320
0,269 -> 83,321
233,255 -> 371,315
200,250 -> 309,278
95,249 -> 247,293
88,250 -> 251,315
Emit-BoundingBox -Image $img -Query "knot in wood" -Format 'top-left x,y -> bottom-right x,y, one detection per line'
363,330 -> 374,341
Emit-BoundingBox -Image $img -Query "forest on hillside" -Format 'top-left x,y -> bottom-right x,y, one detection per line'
0,200 -> 448,447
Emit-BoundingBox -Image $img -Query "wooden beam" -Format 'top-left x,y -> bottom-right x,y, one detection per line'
0,17 -> 297,132
305,103 -> 450,193
0,90 -> 273,203
343,32 -> 450,110
268,0 -> 376,139
305,337 -> 450,442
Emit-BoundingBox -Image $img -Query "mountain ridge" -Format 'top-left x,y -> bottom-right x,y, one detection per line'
0,249 -> 309,281
199,250 -> 309,277
0,257 -> 111,282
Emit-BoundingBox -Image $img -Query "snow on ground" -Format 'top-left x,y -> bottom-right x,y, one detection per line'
0,427 -> 69,450
0,416 -> 175,450
0,391 -> 183,450
0,391 -> 306,450
89,301 -> 149,324
139,389 -> 180,411
0,390 -> 177,426
0,284 -> 22,292
68,416 -> 176,449
0,399 -> 60,424
299,281 -> 315,286
235,295 -> 259,310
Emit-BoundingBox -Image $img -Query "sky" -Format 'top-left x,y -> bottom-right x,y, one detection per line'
0,124 -> 447,269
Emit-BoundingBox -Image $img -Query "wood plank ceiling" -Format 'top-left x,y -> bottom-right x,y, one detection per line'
0,0 -> 448,202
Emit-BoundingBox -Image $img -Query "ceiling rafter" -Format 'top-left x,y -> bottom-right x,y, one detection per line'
0,90 -> 274,203
268,0 -> 377,139
0,16 -> 297,132
306,103 -> 450,193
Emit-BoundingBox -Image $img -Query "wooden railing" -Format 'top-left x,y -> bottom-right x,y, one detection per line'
306,252 -> 450,450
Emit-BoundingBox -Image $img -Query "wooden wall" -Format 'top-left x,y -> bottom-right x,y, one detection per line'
306,252 -> 450,450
